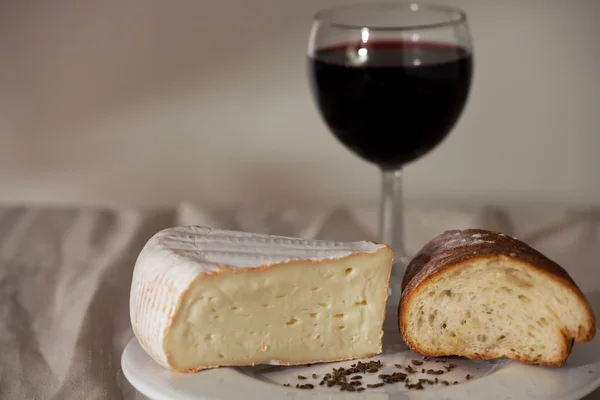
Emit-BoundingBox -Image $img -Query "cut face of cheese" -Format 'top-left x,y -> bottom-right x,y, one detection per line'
130,226 -> 393,372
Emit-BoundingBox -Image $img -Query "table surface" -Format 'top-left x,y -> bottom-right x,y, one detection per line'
0,202 -> 598,400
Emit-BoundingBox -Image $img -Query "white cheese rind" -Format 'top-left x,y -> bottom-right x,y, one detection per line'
130,226 -> 392,371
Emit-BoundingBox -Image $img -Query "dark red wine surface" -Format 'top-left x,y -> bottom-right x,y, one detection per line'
309,41 -> 473,168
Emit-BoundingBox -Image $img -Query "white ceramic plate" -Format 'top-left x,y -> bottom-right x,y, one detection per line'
122,297 -> 600,400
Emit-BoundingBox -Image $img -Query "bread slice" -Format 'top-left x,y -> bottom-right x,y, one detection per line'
399,229 -> 596,367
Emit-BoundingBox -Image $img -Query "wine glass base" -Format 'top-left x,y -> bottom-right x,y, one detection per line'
388,258 -> 407,297
387,274 -> 403,305
391,253 -> 408,275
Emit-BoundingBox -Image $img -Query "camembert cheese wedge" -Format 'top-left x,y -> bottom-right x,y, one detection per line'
130,226 -> 393,372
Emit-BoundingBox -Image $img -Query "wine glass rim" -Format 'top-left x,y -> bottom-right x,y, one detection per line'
313,1 -> 467,31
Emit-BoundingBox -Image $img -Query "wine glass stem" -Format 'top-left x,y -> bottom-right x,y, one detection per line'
379,168 -> 409,276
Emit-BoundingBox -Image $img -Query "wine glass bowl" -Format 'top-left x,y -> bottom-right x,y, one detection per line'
307,2 -> 473,274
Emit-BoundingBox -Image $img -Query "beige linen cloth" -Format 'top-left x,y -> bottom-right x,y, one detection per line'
0,202 -> 598,400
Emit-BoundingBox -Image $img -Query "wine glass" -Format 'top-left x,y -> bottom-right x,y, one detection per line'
308,2 -> 473,276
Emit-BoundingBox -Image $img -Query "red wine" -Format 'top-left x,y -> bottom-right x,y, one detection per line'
309,41 -> 473,169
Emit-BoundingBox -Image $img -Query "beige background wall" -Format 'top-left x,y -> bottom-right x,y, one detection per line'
1,0 -> 599,208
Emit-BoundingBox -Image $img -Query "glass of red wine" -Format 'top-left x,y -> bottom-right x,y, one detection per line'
308,2 -> 473,276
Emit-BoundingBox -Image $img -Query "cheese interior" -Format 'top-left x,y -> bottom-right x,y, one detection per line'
165,249 -> 392,370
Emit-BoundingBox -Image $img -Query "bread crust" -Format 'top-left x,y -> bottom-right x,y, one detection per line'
399,229 -> 596,367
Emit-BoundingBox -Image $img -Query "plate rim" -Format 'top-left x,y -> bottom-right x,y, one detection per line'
121,332 -> 600,400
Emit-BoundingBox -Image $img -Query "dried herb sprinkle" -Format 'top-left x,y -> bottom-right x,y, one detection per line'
289,357 -> 465,391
